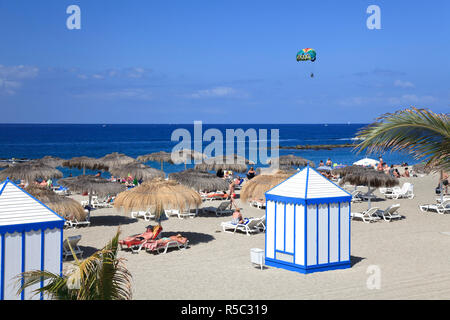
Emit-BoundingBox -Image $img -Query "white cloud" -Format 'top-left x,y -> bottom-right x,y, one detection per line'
0,65 -> 38,95
73,88 -> 152,101
388,94 -> 437,105
188,86 -> 246,99
394,80 -> 415,88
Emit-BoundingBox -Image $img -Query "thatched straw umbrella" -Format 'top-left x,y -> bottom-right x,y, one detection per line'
168,169 -> 229,192
339,170 -> 399,208
58,175 -> 126,209
171,149 -> 207,169
241,171 -> 293,202
114,178 -> 202,223
194,154 -> 253,173
62,156 -> 107,175
109,162 -> 165,181
33,156 -> 64,168
100,152 -> 136,169
0,162 -> 63,183
267,155 -> 315,168
24,185 -> 87,221
0,162 -> 11,169
137,151 -> 173,171
413,162 -> 433,175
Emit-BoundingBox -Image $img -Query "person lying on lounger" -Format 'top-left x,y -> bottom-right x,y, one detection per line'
231,208 -> 246,225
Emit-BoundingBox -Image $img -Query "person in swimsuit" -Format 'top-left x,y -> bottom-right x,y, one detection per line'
231,208 -> 245,225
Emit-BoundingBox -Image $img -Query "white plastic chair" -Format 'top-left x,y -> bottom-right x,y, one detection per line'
131,210 -> 155,221
351,207 -> 381,223
385,183 -> 414,199
63,235 -> 83,260
221,216 -> 265,236
375,204 -> 402,222
420,200 -> 450,214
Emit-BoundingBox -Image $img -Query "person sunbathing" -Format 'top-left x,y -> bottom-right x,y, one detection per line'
402,167 -> 410,177
231,208 -> 245,225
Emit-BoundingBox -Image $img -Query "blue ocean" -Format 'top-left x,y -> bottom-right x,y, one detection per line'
0,124 -> 417,177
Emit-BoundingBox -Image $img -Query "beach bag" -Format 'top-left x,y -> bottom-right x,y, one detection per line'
435,186 -> 441,195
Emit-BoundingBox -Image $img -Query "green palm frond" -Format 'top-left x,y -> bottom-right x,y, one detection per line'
355,107 -> 450,172
15,228 -> 132,300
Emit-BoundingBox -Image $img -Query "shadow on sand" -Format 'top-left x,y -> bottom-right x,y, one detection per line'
159,231 -> 215,246
350,255 -> 365,267
89,215 -> 137,227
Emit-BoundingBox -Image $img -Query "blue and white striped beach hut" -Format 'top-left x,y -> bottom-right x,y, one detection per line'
0,178 -> 65,300
264,165 -> 352,274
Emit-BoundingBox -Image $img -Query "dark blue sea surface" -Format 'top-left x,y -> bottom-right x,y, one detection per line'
0,124 -> 418,177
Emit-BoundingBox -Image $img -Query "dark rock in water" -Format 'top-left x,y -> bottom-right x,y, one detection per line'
273,144 -> 355,150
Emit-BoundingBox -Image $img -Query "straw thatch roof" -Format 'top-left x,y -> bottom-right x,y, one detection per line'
194,154 -> 253,173
0,162 -> 11,169
267,155 -> 315,168
62,156 -> 108,171
137,151 -> 173,164
58,175 -> 126,197
0,162 -> 63,182
168,169 -> 229,192
109,162 -> 165,181
34,156 -> 64,167
412,162 -> 433,174
339,170 -> 399,188
241,171 -> 293,202
24,185 -> 86,221
114,178 -> 202,215
170,149 -> 206,164
332,165 -> 375,177
100,152 -> 136,169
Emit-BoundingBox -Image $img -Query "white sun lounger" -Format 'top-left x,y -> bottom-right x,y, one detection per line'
164,208 -> 197,219
385,183 -> 414,199
221,216 -> 265,236
63,235 -> 83,261
131,210 -> 155,221
420,200 -> 450,215
203,201 -> 233,216
350,190 -> 363,203
375,204 -> 402,222
351,207 -> 381,223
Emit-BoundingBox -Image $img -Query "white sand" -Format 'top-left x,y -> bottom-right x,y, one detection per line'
64,173 -> 450,299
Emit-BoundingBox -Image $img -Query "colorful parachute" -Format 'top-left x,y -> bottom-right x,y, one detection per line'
296,48 -> 316,62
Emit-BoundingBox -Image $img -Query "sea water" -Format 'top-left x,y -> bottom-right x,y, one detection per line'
0,123 -> 418,177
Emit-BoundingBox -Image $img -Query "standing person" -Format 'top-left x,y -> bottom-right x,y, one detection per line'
247,167 -> 256,180
325,158 -> 332,166
442,172 -> 449,194
228,180 -> 236,199
319,160 -> 325,167
394,168 -> 401,178
383,163 -> 390,175
47,178 -> 53,188
389,165 -> 395,177
377,161 -> 384,172
216,168 -> 224,178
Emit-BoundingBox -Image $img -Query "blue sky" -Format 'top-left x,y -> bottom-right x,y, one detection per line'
0,0 -> 448,123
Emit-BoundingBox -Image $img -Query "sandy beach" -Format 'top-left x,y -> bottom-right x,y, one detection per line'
62,171 -> 450,300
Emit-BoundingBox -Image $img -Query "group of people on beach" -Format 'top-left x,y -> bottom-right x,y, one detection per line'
376,157 -> 410,178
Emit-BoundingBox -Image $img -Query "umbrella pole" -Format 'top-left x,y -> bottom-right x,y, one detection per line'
367,184 -> 372,209
440,170 -> 444,203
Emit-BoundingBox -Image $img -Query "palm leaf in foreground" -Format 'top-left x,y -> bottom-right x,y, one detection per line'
16,228 -> 132,300
354,108 -> 450,172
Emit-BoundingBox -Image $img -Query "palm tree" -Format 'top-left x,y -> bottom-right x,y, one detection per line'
16,229 -> 132,300
354,108 -> 450,172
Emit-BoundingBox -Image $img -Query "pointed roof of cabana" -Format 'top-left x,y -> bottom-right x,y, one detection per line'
0,178 -> 64,233
265,165 -> 351,205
